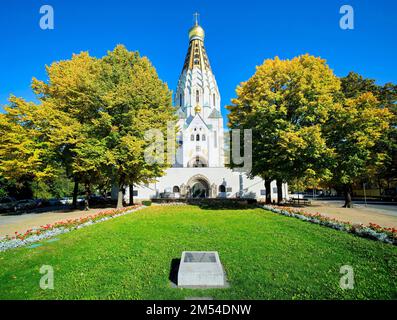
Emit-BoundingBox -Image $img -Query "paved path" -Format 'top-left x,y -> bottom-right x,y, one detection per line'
1,200 -> 396,238
302,200 -> 397,228
0,207 -> 114,237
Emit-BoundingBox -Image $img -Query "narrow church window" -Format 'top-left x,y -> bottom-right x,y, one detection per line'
202,134 -> 206,141
213,93 -> 216,106
191,134 -> 194,141
214,131 -> 217,148
196,90 -> 200,103
196,134 -> 200,141
179,93 -> 182,107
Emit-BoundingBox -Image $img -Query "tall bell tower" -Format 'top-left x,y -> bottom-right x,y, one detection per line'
174,14 -> 225,168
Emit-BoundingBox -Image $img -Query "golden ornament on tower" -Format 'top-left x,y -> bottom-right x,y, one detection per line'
194,104 -> 202,114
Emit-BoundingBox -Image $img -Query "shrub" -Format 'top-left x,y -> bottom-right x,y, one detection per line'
142,200 -> 152,206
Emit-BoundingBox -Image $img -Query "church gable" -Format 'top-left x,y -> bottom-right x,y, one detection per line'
186,113 -> 210,131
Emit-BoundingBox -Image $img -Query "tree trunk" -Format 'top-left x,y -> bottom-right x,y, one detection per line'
276,179 -> 283,204
129,184 -> 134,206
84,183 -> 90,211
117,184 -> 124,209
343,184 -> 352,208
265,179 -> 272,204
72,178 -> 78,209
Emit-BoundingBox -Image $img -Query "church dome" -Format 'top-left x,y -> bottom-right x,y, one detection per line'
189,24 -> 205,41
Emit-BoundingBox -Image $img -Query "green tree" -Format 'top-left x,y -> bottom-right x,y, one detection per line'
0,97 -> 60,194
98,45 -> 175,207
30,46 -> 175,209
332,72 -> 396,206
31,52 -> 109,210
227,55 -> 338,203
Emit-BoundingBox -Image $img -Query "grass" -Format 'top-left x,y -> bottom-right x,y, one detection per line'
0,205 -> 396,300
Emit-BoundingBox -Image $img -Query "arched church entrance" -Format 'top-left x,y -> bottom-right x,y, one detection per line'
187,174 -> 210,198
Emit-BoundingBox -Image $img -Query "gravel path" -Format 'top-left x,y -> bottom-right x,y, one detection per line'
0,207 -> 114,237
1,200 -> 396,237
302,200 -> 397,228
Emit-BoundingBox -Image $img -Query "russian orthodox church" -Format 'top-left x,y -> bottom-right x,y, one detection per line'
124,16 -> 288,201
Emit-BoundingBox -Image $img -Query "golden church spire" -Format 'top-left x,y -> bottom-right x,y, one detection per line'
182,13 -> 211,71
188,12 -> 205,41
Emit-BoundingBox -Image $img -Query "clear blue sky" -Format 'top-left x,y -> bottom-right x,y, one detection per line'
1,0 -> 396,124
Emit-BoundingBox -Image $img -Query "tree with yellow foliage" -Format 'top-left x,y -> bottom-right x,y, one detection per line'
324,92 -> 392,207
0,97 -> 59,186
228,55 -> 392,207
1,45 -> 175,209
228,55 -> 338,203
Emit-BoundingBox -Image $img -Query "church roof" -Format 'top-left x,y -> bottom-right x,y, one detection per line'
208,108 -> 222,119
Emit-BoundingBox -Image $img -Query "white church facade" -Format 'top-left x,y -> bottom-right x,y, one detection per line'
124,18 -> 288,202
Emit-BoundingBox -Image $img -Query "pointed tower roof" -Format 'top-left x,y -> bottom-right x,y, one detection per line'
181,14 -> 212,72
208,108 -> 222,119
176,108 -> 187,119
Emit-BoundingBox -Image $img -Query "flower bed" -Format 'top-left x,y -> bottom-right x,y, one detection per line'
263,205 -> 397,245
0,205 -> 144,252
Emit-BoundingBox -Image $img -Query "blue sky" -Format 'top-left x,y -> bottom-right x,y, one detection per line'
0,0 -> 396,124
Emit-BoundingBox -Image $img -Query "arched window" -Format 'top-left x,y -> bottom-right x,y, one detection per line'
202,134 -> 206,141
196,134 -> 200,141
196,90 -> 200,103
173,186 -> 180,193
191,134 -> 194,141
219,185 -> 226,193
213,93 -> 216,106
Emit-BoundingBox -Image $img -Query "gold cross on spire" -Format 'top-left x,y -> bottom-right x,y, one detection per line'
193,12 -> 200,26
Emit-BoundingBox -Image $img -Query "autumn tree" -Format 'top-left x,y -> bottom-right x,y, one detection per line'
98,46 -> 175,207
0,97 -> 60,197
31,46 -> 175,208
326,73 -> 394,207
1,46 -> 174,209
31,52 -> 111,210
227,55 -> 338,203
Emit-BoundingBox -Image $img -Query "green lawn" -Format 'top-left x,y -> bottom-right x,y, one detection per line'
0,205 -> 396,300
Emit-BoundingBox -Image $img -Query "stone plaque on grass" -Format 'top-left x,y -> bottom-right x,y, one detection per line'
177,251 -> 228,288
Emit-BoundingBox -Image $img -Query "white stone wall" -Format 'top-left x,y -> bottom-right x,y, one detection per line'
126,168 -> 288,202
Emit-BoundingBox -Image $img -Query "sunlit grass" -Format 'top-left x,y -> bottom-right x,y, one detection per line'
0,205 -> 396,299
